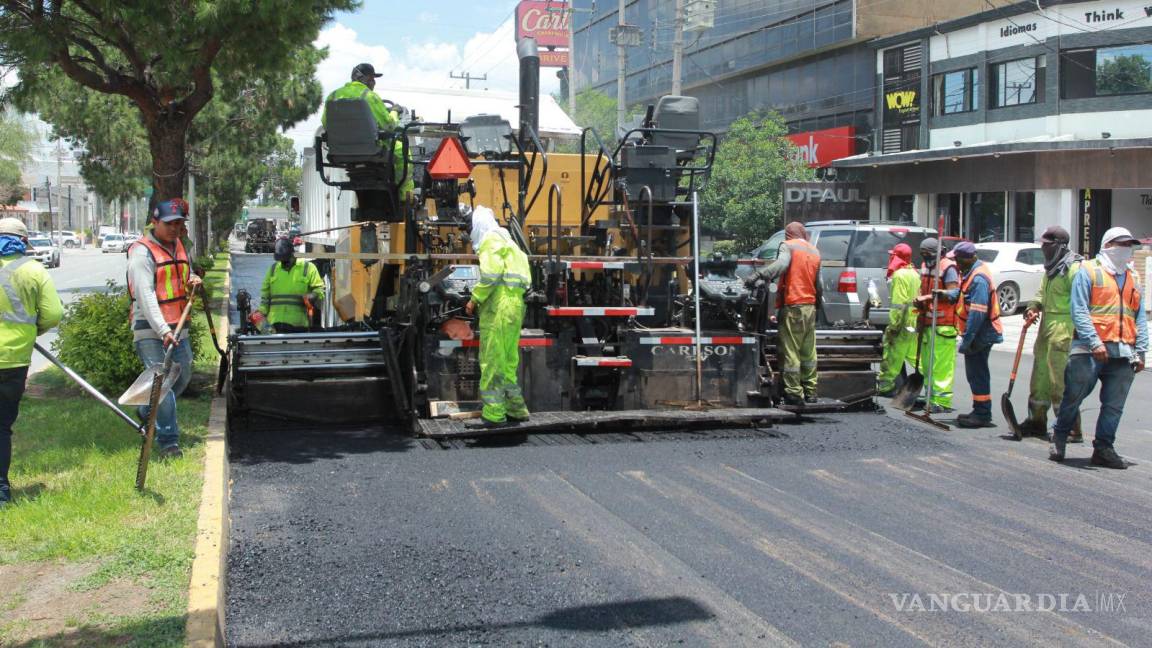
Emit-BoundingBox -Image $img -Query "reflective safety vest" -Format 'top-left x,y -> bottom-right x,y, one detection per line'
128,236 -> 190,327
778,238 -> 820,307
956,263 -> 1002,335
472,229 -> 531,304
1084,260 -> 1142,345
0,257 -> 37,329
918,257 -> 958,328
262,260 -> 323,329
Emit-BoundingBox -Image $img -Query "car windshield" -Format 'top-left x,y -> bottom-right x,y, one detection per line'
850,229 -> 928,267
975,250 -> 999,262
29,238 -> 51,247
105,235 -> 123,241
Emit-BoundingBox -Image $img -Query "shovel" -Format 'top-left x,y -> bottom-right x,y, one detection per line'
890,325 -> 925,410
1002,315 -> 1035,440
34,343 -> 143,435
198,284 -> 228,395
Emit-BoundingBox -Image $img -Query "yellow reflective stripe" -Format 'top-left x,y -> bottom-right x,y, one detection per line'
969,303 -> 988,313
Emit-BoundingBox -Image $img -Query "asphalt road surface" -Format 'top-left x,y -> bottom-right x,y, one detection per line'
225,251 -> 1152,647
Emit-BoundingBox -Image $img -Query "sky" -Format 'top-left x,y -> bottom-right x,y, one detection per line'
283,0 -> 564,151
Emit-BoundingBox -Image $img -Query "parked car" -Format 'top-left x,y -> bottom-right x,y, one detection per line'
26,237 -> 60,268
740,220 -> 936,325
973,242 -> 1045,314
101,233 -> 128,253
50,230 -> 83,248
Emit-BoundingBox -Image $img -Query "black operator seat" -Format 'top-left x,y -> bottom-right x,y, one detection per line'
323,98 -> 392,165
650,95 -> 702,162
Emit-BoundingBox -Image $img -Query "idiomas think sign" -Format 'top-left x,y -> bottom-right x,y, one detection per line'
516,1 -> 571,48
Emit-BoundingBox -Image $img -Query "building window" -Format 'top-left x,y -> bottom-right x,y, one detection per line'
966,192 -> 1006,243
1011,191 -> 1035,243
932,68 -> 979,115
1062,44 -> 1152,99
886,195 -> 915,222
990,56 -> 1045,108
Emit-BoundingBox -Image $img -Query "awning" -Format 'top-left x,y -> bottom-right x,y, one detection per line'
834,136 -> 1152,169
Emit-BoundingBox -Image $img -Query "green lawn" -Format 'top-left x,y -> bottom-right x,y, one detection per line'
0,251 -> 231,647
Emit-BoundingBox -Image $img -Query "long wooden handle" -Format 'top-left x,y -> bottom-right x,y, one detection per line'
1008,318 -> 1032,382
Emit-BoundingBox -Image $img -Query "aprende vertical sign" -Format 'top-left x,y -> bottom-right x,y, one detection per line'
516,1 -> 571,48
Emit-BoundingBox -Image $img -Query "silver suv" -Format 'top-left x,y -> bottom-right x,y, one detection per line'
743,220 -> 936,325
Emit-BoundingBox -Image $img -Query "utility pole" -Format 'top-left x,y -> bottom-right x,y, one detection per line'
54,141 -> 63,243
44,178 -> 52,237
672,0 -> 685,95
449,71 -> 487,90
188,173 -> 197,258
616,0 -> 627,133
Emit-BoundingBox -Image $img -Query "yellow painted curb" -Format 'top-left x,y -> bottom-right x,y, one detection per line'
186,256 -> 232,648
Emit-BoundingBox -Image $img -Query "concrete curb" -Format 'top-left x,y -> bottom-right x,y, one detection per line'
186,256 -> 232,648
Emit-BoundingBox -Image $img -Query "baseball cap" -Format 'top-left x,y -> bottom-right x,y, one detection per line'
153,199 -> 188,222
951,241 -> 977,258
888,243 -> 912,259
0,217 -> 28,238
1101,226 -> 1137,246
920,237 -> 940,253
1039,225 -> 1070,244
352,63 -> 383,80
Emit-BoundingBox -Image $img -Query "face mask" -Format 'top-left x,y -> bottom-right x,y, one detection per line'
921,256 -> 936,268
956,258 -> 975,273
1042,242 -> 1063,263
1102,245 -> 1134,271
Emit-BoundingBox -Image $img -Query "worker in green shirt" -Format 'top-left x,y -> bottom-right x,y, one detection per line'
877,243 -> 921,396
255,238 -> 326,333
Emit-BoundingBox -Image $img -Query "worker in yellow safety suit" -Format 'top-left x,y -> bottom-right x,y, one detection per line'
254,238 -> 325,333
464,207 -> 532,428
321,62 -> 413,199
877,243 -> 920,396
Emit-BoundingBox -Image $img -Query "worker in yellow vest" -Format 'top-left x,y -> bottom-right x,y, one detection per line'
1050,227 -> 1146,468
255,238 -> 325,333
877,243 -> 920,396
0,218 -> 63,507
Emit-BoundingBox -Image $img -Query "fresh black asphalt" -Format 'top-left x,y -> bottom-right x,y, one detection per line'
225,251 -> 1152,647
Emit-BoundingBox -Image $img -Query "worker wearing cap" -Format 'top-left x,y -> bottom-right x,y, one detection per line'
464,206 -> 531,427
0,218 -> 63,508
127,199 -> 201,460
952,241 -> 1004,428
1049,227 -> 1147,468
745,221 -> 821,406
877,243 -> 920,396
255,238 -> 325,333
912,237 -> 960,412
322,63 -> 412,200
1019,226 -> 1084,440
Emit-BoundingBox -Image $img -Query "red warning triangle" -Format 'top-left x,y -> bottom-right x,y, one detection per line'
427,137 -> 474,180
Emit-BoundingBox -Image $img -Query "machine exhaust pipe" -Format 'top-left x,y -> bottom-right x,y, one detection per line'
517,37 -> 540,150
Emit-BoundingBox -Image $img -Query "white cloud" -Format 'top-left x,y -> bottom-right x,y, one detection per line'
283,21 -> 561,151
417,11 -> 439,24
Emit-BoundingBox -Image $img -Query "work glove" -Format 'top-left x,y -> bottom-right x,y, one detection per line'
744,273 -> 764,289
957,338 -> 971,355
249,310 -> 266,326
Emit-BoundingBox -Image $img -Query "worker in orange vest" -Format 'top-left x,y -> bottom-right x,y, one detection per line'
951,241 -> 1003,428
745,221 -> 821,406
1049,227 -> 1147,468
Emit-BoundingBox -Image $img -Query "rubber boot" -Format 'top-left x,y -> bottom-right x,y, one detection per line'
1067,413 -> 1084,444
1017,400 -> 1048,437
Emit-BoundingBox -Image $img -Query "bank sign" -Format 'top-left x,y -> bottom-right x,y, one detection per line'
786,126 -> 857,168
783,182 -> 869,223
515,1 -> 571,48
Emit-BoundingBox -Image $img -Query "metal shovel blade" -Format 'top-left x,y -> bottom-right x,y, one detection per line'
1002,393 -> 1023,440
890,374 -> 923,411
118,363 -> 182,406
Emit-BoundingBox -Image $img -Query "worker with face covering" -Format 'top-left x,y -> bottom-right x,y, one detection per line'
257,238 -> 325,333
465,206 -> 532,427
745,221 -> 821,406
1019,226 -> 1084,440
952,241 -> 1004,428
877,243 -> 920,396
912,237 -> 960,412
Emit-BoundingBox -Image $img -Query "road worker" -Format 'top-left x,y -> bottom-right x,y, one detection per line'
745,221 -> 821,406
877,243 -> 920,397
1050,227 -> 1147,468
952,241 -> 1003,428
912,237 -> 959,413
0,218 -> 63,508
254,238 -> 325,333
464,206 -> 531,427
1019,226 -> 1083,441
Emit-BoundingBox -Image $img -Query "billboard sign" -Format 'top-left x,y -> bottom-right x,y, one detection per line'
785,126 -> 858,168
783,181 -> 869,223
516,1 -> 570,48
539,50 -> 570,67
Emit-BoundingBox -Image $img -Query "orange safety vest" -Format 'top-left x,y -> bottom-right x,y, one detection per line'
1085,260 -> 1141,345
128,236 -> 191,327
917,257 -> 958,328
778,238 -> 820,307
956,262 -> 1002,336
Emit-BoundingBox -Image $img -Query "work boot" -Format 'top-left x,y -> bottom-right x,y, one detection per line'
1090,447 -> 1128,469
782,393 -> 804,407
1068,414 -> 1084,444
928,404 -> 953,414
158,445 -> 183,460
956,412 -> 994,428
804,394 -> 819,404
1049,437 -> 1066,463
0,480 -> 10,507
876,385 -> 896,398
467,417 -> 509,430
507,412 -> 530,423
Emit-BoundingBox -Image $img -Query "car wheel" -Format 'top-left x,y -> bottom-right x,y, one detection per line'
64,241 -> 75,248
998,282 -> 1019,314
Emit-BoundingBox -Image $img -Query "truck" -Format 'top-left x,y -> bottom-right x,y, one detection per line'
224,40 -> 881,437
243,218 -> 277,254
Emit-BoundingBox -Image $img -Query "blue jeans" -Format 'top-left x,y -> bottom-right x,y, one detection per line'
134,338 -> 193,449
1053,354 -> 1136,449
963,343 -> 993,419
0,365 -> 29,489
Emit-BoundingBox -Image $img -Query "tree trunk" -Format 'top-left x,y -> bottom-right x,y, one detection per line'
147,117 -> 189,208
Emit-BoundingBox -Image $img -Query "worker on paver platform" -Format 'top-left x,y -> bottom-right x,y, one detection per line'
1019,226 -> 1084,441
465,206 -> 531,428
877,243 -> 920,396
912,237 -> 959,413
0,218 -> 63,508
255,238 -> 325,334
952,241 -> 1004,428
322,63 -> 412,199
745,221 -> 821,406
1049,227 -> 1147,468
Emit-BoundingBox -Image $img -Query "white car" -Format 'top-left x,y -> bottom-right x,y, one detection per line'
26,237 -> 61,268
50,230 -> 83,248
974,242 -> 1046,314
101,234 -> 128,253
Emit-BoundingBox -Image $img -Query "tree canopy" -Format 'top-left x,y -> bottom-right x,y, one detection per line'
699,109 -> 814,251
0,110 -> 35,205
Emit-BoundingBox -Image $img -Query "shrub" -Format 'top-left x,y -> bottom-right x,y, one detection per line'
53,281 -> 211,394
711,240 -> 739,257
193,254 -> 215,275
